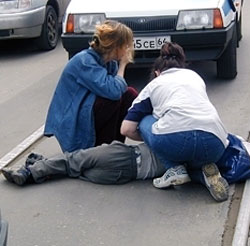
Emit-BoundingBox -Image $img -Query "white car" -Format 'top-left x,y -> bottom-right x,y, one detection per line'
61,0 -> 243,79
0,0 -> 71,50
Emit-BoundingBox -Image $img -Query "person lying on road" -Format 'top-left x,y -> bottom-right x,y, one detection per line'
1,141 -> 166,187
1,139 -> 242,203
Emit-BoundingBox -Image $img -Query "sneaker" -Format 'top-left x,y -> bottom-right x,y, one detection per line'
202,163 -> 229,202
1,166 -> 31,186
153,165 -> 191,189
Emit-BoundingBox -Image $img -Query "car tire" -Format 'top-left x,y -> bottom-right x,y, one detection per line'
0,209 -> 8,246
217,25 -> 237,80
36,5 -> 59,50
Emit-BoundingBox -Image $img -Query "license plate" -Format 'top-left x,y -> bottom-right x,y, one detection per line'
133,36 -> 171,50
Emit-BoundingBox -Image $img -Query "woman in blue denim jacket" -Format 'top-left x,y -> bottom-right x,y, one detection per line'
44,20 -> 138,152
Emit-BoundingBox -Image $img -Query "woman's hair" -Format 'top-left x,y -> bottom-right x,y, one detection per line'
90,20 -> 134,56
150,42 -> 186,80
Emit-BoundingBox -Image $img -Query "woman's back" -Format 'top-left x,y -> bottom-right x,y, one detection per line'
147,68 -> 228,147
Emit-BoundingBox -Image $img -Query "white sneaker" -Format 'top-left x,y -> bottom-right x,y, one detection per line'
153,165 -> 191,189
202,163 -> 229,202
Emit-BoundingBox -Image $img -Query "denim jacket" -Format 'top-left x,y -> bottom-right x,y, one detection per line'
44,48 -> 127,152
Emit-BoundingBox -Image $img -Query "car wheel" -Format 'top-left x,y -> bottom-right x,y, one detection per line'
0,209 -> 8,246
217,25 -> 237,79
36,5 -> 58,50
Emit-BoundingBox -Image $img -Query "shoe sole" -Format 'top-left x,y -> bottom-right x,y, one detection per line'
1,169 -> 14,183
2,168 -> 26,186
11,173 -> 26,186
202,164 -> 229,202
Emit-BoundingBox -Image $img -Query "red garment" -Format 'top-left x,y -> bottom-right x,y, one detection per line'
93,87 -> 138,146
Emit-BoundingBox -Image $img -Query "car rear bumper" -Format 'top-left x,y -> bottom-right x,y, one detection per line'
0,6 -> 45,39
62,21 -> 235,62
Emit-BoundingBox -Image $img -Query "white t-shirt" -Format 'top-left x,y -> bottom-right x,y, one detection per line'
125,68 -> 228,148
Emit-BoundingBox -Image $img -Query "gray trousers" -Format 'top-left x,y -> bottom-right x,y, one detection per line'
29,141 -> 137,185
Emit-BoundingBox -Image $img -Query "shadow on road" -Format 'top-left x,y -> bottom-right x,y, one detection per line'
0,39 -> 42,55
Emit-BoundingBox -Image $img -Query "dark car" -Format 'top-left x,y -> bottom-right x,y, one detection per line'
0,209 -> 8,246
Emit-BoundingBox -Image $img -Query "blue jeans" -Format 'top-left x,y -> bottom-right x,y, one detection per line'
139,115 -> 226,184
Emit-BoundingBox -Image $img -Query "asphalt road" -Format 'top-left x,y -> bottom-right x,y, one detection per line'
0,3 -> 250,244
0,38 -> 67,158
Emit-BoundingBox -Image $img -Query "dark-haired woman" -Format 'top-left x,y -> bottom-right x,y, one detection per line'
121,42 -> 229,202
44,20 -> 138,152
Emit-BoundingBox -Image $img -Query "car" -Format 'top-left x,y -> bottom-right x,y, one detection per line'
0,0 -> 71,50
61,0 -> 243,79
0,209 -> 8,246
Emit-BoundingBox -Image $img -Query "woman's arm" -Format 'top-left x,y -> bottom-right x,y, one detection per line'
117,48 -> 132,78
75,52 -> 127,100
120,120 -> 143,141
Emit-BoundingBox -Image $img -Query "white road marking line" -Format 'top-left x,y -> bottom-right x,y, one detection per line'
0,125 -> 44,170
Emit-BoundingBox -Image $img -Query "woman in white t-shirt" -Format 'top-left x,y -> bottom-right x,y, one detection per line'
121,42 -> 229,202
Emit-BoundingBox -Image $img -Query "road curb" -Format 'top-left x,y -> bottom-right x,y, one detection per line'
0,125 -> 44,170
232,179 -> 250,246
232,141 -> 250,246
